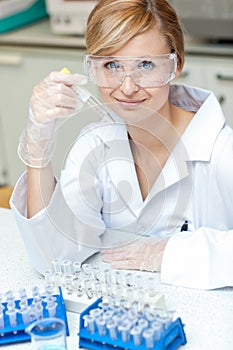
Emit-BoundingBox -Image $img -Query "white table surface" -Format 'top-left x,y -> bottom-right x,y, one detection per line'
1,208 -> 233,350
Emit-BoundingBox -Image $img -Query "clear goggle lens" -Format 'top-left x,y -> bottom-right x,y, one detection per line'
84,53 -> 177,88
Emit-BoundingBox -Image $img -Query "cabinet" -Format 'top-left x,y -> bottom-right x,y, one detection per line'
0,46 -> 99,185
175,55 -> 233,127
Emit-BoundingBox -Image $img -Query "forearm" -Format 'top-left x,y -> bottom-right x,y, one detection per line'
27,163 -> 56,218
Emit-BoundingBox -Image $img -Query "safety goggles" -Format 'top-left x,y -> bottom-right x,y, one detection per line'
84,53 -> 177,88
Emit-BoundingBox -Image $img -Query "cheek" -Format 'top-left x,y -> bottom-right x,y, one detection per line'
99,88 -> 111,103
148,85 -> 170,113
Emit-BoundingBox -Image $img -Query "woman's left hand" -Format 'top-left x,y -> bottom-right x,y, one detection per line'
101,237 -> 168,272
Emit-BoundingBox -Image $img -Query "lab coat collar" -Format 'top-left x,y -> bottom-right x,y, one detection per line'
170,85 -> 225,161
96,85 -> 225,212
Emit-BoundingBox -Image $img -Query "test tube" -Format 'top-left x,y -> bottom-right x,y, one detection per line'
64,275 -> 74,295
19,307 -> 30,325
92,266 -> 101,281
89,308 -> 103,319
134,274 -> 144,289
52,258 -> 62,273
114,270 -> 123,285
96,317 -> 107,337
151,321 -> 162,341
61,259 -> 72,276
34,303 -> 44,320
143,328 -> 155,349
125,272 -> 134,287
103,310 -> 114,324
118,320 -> 131,343
53,271 -> 62,287
73,261 -> 81,274
6,308 -> 17,327
46,302 -> 57,318
106,319 -> 118,340
130,325 -> 142,346
82,263 -> 92,278
44,269 -> 53,285
138,318 -> 149,332
0,305 -> 5,329
83,314 -> 95,334
84,279 -> 94,299
0,311 -> 5,329
103,268 -> 111,285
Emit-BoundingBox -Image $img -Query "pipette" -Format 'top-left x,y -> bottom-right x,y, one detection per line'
61,67 -> 115,122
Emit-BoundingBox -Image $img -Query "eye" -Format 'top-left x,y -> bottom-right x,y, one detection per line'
138,60 -> 155,70
104,61 -> 122,71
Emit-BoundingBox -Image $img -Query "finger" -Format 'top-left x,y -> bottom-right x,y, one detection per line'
48,71 -> 87,85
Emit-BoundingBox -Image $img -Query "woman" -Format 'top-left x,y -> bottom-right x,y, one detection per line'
11,0 -> 233,289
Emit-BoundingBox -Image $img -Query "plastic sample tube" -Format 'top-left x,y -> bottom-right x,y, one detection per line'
130,325 -> 142,346
73,85 -> 115,122
143,328 -> 155,349
138,318 -> 149,332
84,314 -> 95,334
52,258 -> 62,273
73,261 -> 81,274
106,320 -> 118,340
61,259 -> 72,276
6,308 -> 17,327
64,275 -> 74,295
20,307 -> 30,325
96,317 -> 107,337
46,302 -> 57,318
118,320 -> 131,343
151,321 -> 162,341
0,311 -> 5,329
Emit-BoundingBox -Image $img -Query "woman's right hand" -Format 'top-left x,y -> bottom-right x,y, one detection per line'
30,70 -> 87,124
18,71 -> 87,168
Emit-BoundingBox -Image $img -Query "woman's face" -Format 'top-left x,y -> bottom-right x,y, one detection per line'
98,25 -> 179,122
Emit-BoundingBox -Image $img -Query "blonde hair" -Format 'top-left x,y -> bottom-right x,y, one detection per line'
85,0 -> 185,69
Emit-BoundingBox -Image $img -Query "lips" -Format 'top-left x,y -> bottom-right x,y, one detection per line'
115,98 -> 146,109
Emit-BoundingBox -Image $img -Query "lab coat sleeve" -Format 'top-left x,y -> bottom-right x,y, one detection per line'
161,128 -> 233,290
160,228 -> 233,289
10,172 -> 105,274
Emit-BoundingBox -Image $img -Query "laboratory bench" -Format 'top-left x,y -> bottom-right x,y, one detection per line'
0,19 -> 233,187
1,207 -> 233,350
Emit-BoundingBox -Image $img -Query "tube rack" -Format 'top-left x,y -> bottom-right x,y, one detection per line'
0,286 -> 69,345
78,298 -> 187,350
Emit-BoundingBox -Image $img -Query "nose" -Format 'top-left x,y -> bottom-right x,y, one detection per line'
119,74 -> 139,95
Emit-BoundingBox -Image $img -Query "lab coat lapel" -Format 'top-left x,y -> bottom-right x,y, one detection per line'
145,141 -> 190,205
104,136 -> 144,215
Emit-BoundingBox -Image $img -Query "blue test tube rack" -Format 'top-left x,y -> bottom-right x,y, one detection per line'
78,298 -> 187,350
0,287 -> 69,345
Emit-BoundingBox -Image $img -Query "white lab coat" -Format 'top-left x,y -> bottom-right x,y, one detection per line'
10,85 -> 233,290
